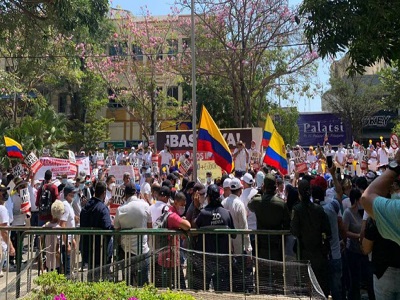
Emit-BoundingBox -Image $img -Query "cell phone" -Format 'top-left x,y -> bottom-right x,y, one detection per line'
327,155 -> 333,168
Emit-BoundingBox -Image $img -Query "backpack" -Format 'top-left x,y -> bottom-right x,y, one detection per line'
153,205 -> 172,250
39,184 -> 53,216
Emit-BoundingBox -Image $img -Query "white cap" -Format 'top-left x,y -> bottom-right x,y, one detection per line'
34,180 -> 41,185
131,146 -> 135,150
222,178 -> 232,189
241,173 -> 254,185
230,178 -> 243,190
256,171 -> 265,189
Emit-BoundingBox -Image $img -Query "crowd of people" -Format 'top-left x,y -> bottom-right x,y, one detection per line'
0,138 -> 399,299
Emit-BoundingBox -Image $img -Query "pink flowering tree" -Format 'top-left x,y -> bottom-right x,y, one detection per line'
177,0 -> 319,127
87,7 -> 191,143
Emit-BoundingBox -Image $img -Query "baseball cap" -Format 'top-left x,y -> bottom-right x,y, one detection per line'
241,173 -> 254,185
230,178 -> 243,190
159,186 -> 171,197
222,178 -> 232,189
124,182 -> 136,196
63,184 -> 79,195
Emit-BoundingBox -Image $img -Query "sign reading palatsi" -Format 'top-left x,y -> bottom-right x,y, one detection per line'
156,128 -> 262,151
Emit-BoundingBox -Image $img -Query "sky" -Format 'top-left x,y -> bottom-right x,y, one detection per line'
110,0 -> 330,112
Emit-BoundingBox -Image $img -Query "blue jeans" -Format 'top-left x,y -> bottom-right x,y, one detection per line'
374,267 -> 400,300
328,258 -> 342,300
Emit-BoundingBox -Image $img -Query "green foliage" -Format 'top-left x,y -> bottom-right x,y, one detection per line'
300,0 -> 400,75
325,74 -> 386,142
29,272 -> 196,300
270,106 -> 299,146
379,60 -> 400,110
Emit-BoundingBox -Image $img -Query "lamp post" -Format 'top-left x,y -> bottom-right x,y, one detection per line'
191,0 -> 197,180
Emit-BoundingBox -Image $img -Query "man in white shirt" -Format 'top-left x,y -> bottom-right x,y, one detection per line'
233,140 -> 249,178
150,186 -> 170,226
377,142 -> 389,167
334,142 -> 347,173
222,178 -> 252,292
140,172 -> 153,205
0,185 -> 14,277
240,173 -> 258,232
114,182 -> 152,286
60,184 -> 77,275
158,144 -> 173,174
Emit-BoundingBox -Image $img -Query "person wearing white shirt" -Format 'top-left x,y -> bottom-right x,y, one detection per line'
377,142 -> 389,167
150,186 -> 170,226
233,140 -> 249,178
140,172 -> 153,205
60,184 -> 77,275
0,185 -> 14,276
335,143 -> 347,173
158,144 -> 173,174
114,183 -> 152,286
240,173 -> 258,231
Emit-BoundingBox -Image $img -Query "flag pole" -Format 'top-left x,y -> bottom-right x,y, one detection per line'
191,0 -> 197,181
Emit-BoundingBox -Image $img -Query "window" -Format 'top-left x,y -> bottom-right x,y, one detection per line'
182,38 -> 191,51
108,42 -> 128,58
58,93 -> 67,113
167,86 -> 179,104
167,39 -> 178,57
107,88 -> 123,108
132,44 -> 144,61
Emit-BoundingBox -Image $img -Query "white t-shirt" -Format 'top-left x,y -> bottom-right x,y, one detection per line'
335,148 -> 347,165
140,182 -> 151,199
61,200 -> 76,229
0,205 -> 9,250
240,187 -> 258,230
10,193 -> 26,226
114,196 -> 152,254
159,150 -> 173,165
233,148 -> 248,171
378,148 -> 389,165
150,200 -> 168,225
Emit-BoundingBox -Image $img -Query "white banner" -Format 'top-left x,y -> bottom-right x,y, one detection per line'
12,164 -> 25,178
34,157 -> 91,180
109,165 -> 135,185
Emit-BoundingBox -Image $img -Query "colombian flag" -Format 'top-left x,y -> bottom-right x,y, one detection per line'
4,136 -> 24,159
263,115 -> 288,175
262,114 -> 275,147
197,105 -> 233,173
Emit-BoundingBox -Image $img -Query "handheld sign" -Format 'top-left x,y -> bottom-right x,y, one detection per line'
25,152 -> 42,173
293,149 -> 308,173
12,164 -> 25,178
68,150 -> 76,164
110,185 -> 125,217
20,187 -> 31,214
390,134 -> 399,150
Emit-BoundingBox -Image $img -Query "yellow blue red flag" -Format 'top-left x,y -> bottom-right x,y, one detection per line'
4,136 -> 24,159
262,115 -> 288,175
197,105 -> 233,173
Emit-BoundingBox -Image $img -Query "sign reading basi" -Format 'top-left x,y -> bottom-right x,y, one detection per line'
297,113 -> 348,146
156,128 -> 262,151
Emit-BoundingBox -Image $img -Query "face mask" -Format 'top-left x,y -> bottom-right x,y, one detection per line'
164,147 -> 168,151
79,184 -> 84,190
108,183 -> 116,191
206,177 -> 212,183
176,206 -> 185,216
62,179 -> 68,184
391,193 -> 400,199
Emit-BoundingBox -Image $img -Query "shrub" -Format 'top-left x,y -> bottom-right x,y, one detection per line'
27,272 -> 196,300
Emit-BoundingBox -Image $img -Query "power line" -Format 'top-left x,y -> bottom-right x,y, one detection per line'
0,42 -> 311,60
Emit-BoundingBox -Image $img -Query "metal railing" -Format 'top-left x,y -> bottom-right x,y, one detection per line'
0,227 -> 325,299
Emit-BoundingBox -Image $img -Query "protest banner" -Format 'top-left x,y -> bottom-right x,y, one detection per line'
361,149 -> 369,170
96,152 -> 104,166
25,152 -> 43,173
391,134 -> 399,150
35,157 -> 90,180
12,164 -> 25,178
109,165 -> 135,185
20,187 -> 31,214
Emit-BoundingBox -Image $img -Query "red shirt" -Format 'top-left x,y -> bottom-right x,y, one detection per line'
36,182 -> 59,222
157,206 -> 185,268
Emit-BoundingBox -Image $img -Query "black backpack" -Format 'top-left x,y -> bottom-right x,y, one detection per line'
39,184 -> 53,216
153,205 -> 172,250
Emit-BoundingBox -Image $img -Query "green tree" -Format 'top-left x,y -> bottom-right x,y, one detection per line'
177,0 -> 318,127
324,74 -> 386,143
300,0 -> 400,74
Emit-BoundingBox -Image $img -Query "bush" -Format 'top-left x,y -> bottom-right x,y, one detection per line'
27,272 -> 196,300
